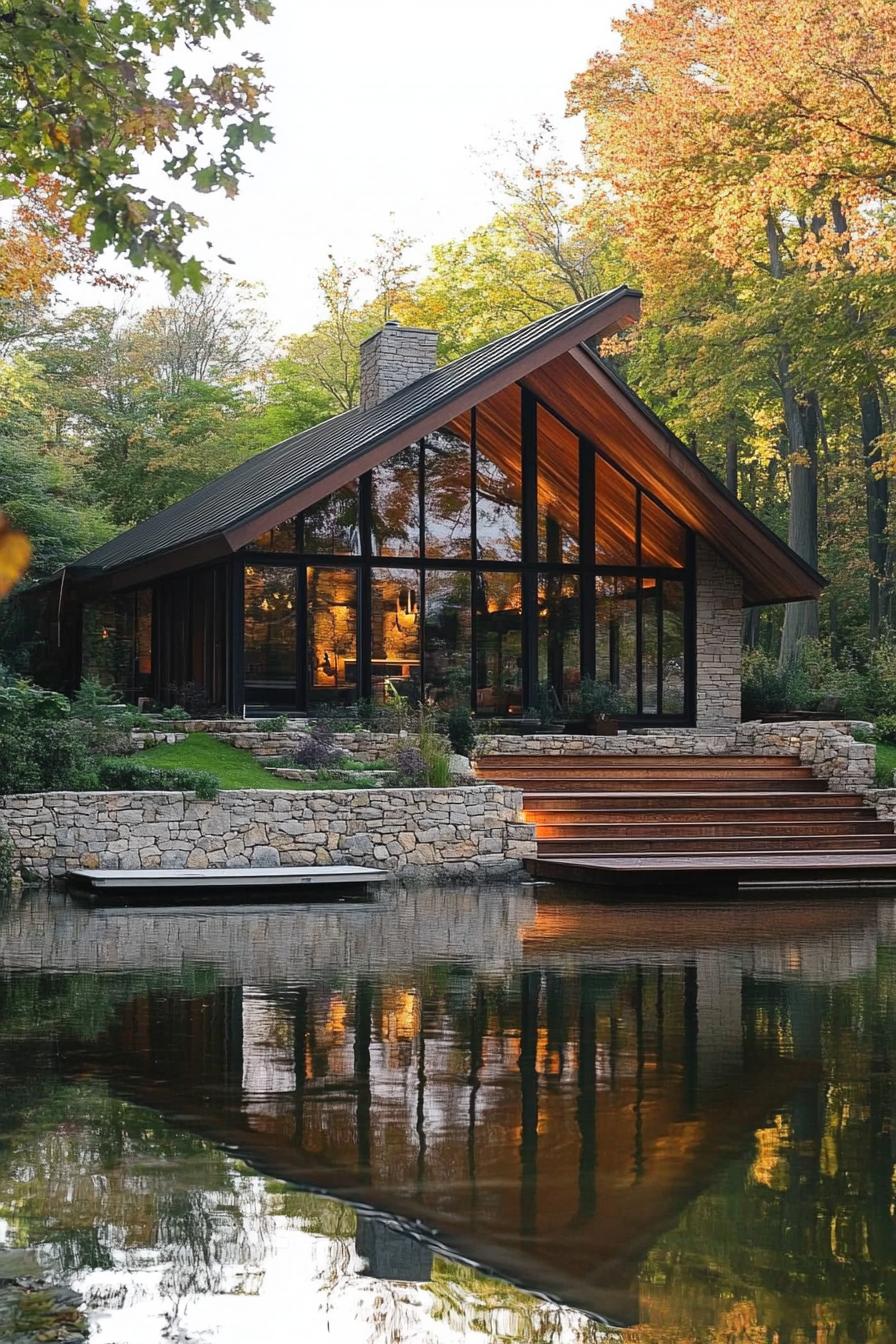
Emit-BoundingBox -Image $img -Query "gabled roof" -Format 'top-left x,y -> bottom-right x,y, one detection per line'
64,285 -> 825,606
68,286 -> 641,581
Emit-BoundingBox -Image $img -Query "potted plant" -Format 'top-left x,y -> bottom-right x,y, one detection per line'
565,677 -> 624,734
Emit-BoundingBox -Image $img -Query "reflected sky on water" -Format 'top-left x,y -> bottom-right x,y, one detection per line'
0,882 -> 894,1342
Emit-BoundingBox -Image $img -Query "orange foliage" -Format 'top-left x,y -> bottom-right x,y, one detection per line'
569,0 -> 896,286
0,179 -> 123,305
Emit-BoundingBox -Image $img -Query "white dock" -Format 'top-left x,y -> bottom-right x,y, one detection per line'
67,864 -> 387,901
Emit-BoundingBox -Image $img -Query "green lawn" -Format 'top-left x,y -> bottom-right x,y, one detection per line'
123,733 -> 343,791
875,739 -> 896,787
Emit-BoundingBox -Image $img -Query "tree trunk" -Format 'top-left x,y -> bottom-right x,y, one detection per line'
861,386 -> 889,641
765,214 -> 820,668
778,373 -> 820,667
725,433 -> 738,495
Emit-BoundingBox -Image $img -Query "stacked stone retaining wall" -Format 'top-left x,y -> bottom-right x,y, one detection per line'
0,785 -> 534,882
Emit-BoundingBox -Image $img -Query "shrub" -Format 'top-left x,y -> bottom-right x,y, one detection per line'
570,677 -> 625,719
417,708 -> 453,786
392,745 -> 428,786
446,707 -> 475,756
160,704 -> 188,722
865,639 -> 896,716
741,649 -> 794,718
95,759 -> 219,800
164,681 -> 212,717
287,720 -> 339,769
256,715 -> 288,732
0,829 -> 11,894
533,681 -> 560,728
874,713 -> 896,746
0,680 -> 96,793
71,677 -> 123,720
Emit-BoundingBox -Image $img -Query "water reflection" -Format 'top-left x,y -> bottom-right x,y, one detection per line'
0,884 -> 893,1341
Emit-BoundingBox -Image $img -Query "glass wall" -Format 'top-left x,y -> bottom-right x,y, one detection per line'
476,385 -> 522,561
423,418 -> 471,558
302,485 -> 360,555
371,567 -> 421,705
306,567 -> 357,706
537,404 -> 579,563
423,571 -> 472,710
596,576 -> 638,714
475,572 -> 523,717
537,572 -> 580,709
234,381 -> 695,720
372,444 -> 420,556
244,566 -> 297,708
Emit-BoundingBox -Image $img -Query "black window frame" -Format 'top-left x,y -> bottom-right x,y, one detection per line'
235,383 -> 697,724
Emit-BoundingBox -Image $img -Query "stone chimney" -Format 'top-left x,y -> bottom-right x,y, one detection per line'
359,320 -> 438,410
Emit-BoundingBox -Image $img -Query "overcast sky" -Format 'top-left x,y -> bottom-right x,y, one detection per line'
68,0 -> 625,333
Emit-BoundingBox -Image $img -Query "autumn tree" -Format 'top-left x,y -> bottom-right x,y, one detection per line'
570,0 -> 896,662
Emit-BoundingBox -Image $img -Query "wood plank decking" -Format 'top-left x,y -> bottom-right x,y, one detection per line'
474,752 -> 896,889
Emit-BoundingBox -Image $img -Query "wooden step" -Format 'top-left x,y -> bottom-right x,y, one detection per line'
533,818 -> 890,840
480,763 -> 816,784
522,791 -> 865,811
524,804 -> 871,825
537,833 -> 896,855
501,776 -> 827,792
476,753 -> 798,768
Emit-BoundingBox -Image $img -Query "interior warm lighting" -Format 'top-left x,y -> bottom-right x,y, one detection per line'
393,586 -> 419,631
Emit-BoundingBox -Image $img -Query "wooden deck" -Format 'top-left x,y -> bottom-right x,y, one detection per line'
474,752 -> 896,890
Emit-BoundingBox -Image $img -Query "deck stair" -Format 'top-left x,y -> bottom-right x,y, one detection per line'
473,752 -> 896,883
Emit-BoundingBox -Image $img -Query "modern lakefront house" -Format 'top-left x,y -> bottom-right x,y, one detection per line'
34,286 -> 824,725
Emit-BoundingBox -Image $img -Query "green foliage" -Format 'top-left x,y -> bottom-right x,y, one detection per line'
571,677 -> 625,720
741,649 -> 801,717
0,829 -> 11,894
70,676 -> 122,721
417,710 -> 453,787
0,0 -> 273,287
160,705 -> 188,722
256,715 -> 288,732
874,714 -> 896,746
532,681 -> 561,729
446,708 -> 475,756
0,677 -> 96,793
875,739 -> 896,787
96,759 -> 219,800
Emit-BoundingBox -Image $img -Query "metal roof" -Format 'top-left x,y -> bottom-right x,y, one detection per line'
69,287 -> 640,578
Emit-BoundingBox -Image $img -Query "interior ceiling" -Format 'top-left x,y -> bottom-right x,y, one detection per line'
449,380 -> 717,574
523,352 -> 824,606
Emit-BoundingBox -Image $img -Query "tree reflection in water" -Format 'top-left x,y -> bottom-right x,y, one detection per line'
0,887 -> 892,1341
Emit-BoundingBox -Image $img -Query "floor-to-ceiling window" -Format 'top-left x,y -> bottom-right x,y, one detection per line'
238,383 -> 695,721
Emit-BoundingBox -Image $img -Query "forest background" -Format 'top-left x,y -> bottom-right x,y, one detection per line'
3,0 -> 896,695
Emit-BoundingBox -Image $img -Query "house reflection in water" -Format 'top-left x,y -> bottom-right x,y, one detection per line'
12,886 -> 889,1336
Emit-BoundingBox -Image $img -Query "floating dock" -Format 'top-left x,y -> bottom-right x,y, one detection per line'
67,865 -> 387,906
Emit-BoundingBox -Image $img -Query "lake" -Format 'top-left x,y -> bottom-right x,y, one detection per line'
0,881 -> 893,1343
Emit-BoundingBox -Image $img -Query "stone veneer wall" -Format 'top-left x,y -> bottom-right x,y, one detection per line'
0,785 -> 535,882
209,728 -> 446,765
734,720 -> 876,792
474,730 -> 738,757
695,537 -> 743,726
474,721 -> 877,790
359,324 -> 438,409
